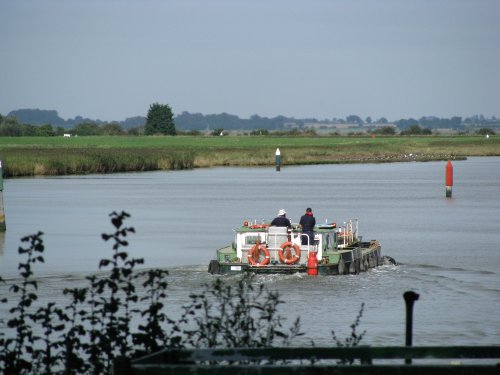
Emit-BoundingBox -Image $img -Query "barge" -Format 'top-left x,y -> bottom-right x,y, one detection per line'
208,219 -> 389,275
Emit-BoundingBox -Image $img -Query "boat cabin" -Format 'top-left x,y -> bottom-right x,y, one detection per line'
231,220 -> 358,265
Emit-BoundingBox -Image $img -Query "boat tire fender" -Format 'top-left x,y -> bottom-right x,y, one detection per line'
337,258 -> 346,275
349,259 -> 360,274
208,260 -> 220,275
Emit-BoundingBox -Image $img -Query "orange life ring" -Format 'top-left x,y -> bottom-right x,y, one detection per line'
247,244 -> 270,266
278,242 -> 301,265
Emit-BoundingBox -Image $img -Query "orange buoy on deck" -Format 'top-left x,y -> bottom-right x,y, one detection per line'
445,160 -> 453,198
307,251 -> 318,276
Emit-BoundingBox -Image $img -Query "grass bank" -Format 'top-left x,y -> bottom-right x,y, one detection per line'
0,135 -> 499,177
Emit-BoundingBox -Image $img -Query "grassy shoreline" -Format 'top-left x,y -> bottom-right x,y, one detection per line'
0,135 -> 499,177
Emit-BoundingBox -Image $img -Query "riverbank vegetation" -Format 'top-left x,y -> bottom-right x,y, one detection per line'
0,135 -> 499,177
0,211 -> 365,374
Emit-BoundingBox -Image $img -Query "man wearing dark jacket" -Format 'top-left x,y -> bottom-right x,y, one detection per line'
299,207 -> 316,245
270,209 -> 292,228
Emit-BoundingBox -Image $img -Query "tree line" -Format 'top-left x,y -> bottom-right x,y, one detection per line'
0,104 -> 176,137
1,107 -> 499,136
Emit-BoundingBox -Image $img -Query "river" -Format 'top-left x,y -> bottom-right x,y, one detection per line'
1,157 -> 499,347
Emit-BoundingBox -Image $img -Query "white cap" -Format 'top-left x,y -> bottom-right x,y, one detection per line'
278,209 -> 286,216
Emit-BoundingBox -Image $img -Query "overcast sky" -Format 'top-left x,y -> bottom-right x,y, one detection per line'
1,0 -> 499,122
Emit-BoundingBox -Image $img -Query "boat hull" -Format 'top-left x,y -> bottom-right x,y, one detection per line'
208,242 -> 383,276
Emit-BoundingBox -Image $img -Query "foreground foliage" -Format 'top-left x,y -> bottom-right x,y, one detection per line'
3,211 -> 354,374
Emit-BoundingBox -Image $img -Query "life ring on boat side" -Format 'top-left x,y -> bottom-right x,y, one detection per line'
278,242 -> 301,265
247,244 -> 270,266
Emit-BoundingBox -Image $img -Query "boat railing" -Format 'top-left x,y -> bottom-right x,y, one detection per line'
238,227 -> 319,264
292,232 -> 316,252
338,219 -> 359,248
261,230 -> 316,263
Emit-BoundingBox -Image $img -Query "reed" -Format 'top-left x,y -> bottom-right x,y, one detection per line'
1,148 -> 196,177
0,135 -> 498,177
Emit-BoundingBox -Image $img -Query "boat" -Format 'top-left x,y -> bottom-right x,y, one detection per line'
208,218 -> 391,275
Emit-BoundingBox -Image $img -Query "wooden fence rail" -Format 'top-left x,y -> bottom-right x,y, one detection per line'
113,346 -> 500,375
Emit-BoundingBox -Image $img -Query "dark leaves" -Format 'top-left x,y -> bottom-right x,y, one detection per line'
0,210 -> 316,373
99,259 -> 111,268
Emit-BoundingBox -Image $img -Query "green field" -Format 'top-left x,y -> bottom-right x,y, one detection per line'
0,135 -> 499,177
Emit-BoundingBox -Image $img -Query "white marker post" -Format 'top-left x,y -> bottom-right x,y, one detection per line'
275,148 -> 281,172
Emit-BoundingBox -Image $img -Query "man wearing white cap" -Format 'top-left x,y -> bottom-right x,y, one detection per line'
270,209 -> 291,228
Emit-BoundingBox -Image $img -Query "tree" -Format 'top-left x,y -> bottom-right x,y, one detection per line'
55,127 -> 67,136
144,103 -> 176,135
373,126 -> 396,135
0,116 -> 22,136
400,124 -> 432,135
395,118 -> 418,130
476,128 -> 495,135
37,124 -> 56,136
21,124 -> 38,136
101,123 -> 124,135
73,122 -> 102,136
346,115 -> 363,125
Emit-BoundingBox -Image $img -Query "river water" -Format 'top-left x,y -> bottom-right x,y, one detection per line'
1,157 -> 499,347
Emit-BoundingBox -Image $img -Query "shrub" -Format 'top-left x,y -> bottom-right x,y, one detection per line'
0,211 -> 319,374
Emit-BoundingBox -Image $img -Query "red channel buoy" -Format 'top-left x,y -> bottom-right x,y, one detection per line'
445,160 -> 453,198
307,251 -> 318,276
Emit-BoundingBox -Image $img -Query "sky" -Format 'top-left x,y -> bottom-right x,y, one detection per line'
1,0 -> 499,122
